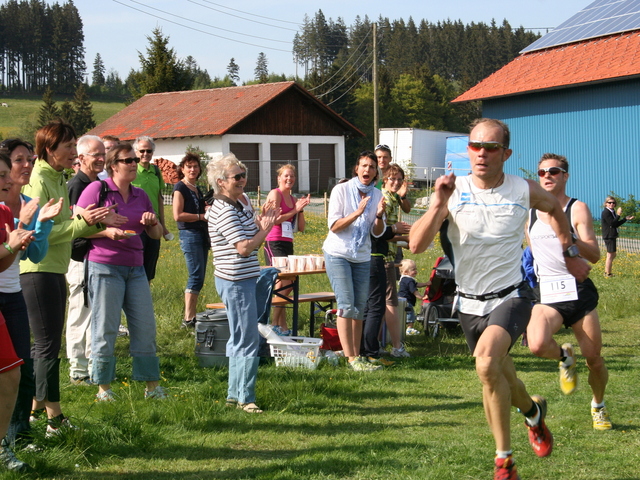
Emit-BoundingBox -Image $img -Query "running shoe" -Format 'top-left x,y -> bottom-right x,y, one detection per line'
348,357 -> 382,371
70,376 -> 93,386
180,319 -> 195,329
0,439 -> 29,472
494,455 -> 520,480
391,345 -> 410,358
526,395 -> 553,457
29,408 -> 45,423
144,386 -> 169,400
45,415 -> 78,438
559,343 -> 577,395
591,405 -> 613,430
367,356 -> 395,367
406,327 -> 420,336
95,389 -> 117,402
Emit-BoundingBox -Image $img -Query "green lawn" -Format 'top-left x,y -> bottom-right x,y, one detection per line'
0,95 -> 125,140
3,212 -> 640,480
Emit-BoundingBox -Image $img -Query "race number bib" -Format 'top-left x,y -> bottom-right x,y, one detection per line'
281,221 -> 294,239
539,275 -> 578,303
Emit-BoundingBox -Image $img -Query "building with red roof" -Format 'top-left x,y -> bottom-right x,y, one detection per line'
452,0 -> 640,216
89,81 -> 363,192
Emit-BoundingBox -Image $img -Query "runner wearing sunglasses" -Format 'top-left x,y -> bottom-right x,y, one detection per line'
409,118 -> 590,480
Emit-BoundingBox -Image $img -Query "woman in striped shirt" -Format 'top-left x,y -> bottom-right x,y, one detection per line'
206,153 -> 279,413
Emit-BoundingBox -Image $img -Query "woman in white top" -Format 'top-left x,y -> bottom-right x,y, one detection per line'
322,152 -> 386,371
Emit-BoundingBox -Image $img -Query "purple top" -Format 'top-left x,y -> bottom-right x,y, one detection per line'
77,178 -> 154,267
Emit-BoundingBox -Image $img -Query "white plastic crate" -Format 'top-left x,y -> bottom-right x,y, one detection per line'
268,336 -> 323,370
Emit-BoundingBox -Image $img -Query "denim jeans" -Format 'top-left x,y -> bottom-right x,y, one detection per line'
88,262 -> 159,384
215,275 -> 260,404
361,256 -> 386,357
323,253 -> 370,320
179,228 -> 209,294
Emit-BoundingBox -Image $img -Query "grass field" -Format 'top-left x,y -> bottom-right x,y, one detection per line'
2,212 -> 640,480
0,94 -> 125,140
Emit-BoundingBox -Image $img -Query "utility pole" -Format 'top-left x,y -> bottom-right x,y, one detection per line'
373,22 -> 379,147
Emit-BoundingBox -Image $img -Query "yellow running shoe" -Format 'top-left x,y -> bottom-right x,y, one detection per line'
592,406 -> 613,430
559,343 -> 577,395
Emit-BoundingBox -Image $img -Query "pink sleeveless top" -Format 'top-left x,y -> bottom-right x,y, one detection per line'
266,188 -> 296,242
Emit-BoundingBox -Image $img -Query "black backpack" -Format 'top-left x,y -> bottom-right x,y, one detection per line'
70,180 -> 110,262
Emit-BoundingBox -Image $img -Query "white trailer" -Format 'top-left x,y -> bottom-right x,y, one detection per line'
378,128 -> 466,183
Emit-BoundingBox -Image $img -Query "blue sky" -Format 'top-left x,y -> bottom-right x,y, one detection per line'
76,0 -> 592,83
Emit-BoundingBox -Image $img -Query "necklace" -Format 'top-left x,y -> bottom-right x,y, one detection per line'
183,178 -> 197,188
490,172 -> 505,193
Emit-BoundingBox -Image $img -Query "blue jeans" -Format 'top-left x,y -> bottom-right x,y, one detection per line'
361,256 -> 386,357
88,262 -> 159,385
323,253 -> 370,320
179,228 -> 209,294
215,275 -> 260,404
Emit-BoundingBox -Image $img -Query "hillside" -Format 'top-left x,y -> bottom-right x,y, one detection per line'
0,95 -> 125,140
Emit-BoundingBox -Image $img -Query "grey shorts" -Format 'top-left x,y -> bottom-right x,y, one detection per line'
458,297 -> 532,354
385,262 -> 398,306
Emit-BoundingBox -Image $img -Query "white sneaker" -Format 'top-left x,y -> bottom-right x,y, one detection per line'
406,327 -> 420,336
391,345 -> 410,358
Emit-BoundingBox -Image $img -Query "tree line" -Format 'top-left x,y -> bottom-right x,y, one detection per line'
0,0 -> 85,94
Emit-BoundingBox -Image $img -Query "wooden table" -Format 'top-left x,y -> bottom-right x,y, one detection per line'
273,268 -> 334,336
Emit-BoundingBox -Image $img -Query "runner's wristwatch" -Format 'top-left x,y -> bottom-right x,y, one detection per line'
562,244 -> 580,258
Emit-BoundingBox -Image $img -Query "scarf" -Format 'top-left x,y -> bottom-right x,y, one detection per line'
345,176 -> 376,257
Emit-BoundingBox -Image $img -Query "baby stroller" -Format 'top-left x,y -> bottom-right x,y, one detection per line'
417,256 -> 460,338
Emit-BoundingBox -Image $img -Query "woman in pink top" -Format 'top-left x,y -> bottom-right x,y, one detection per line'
263,164 -> 310,334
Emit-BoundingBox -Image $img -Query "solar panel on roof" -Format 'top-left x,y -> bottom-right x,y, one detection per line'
522,0 -> 640,53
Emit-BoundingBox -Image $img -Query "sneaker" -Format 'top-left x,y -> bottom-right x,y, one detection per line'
180,318 -> 195,329
144,385 -> 169,400
494,455 -> 520,480
367,356 -> 395,367
348,357 -> 382,371
391,345 -> 410,358
45,415 -> 78,438
118,323 -> 130,336
526,395 -> 553,457
592,406 -> 613,430
406,327 -> 420,336
0,439 -> 29,472
95,389 -> 117,402
70,376 -> 92,386
559,343 -> 577,395
29,408 -> 45,423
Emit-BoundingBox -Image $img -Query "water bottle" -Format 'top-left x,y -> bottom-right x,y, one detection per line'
324,350 -> 339,366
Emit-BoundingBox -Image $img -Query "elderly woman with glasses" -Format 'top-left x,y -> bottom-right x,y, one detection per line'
76,143 -> 166,402
206,153 -> 279,413
601,196 -> 634,277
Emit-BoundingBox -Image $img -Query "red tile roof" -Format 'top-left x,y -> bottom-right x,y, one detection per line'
453,31 -> 640,103
89,81 -> 361,139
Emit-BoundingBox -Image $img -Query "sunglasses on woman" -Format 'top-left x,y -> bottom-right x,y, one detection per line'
227,172 -> 247,181
537,167 -> 566,177
117,157 -> 140,165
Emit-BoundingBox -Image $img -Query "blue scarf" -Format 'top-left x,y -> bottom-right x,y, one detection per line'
346,176 -> 376,257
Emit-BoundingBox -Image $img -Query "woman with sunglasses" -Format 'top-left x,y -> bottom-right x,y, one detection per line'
0,139 -> 62,444
207,153 -> 279,413
601,196 -> 634,277
76,143 -> 167,402
263,164 -> 310,335
20,120 -> 124,436
172,152 -> 208,328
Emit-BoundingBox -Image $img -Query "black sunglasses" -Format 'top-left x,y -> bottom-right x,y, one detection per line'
537,167 -> 566,177
227,172 -> 247,181
138,149 -> 153,154
117,157 -> 140,165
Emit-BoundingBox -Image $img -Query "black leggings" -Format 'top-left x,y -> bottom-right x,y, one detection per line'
21,272 -> 67,402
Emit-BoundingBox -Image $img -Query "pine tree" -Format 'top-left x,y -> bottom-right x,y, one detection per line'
59,99 -> 75,128
72,83 -> 96,135
254,52 -> 268,83
92,53 -> 105,87
37,86 -> 61,127
227,58 -> 240,85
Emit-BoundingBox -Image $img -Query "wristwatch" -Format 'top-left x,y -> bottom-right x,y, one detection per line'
562,244 -> 580,258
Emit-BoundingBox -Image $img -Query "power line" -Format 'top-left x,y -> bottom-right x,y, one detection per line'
125,0 -> 291,45
196,0 -> 301,26
112,0 -> 292,53
316,48 -> 372,98
187,0 -> 299,32
326,65 -> 371,106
